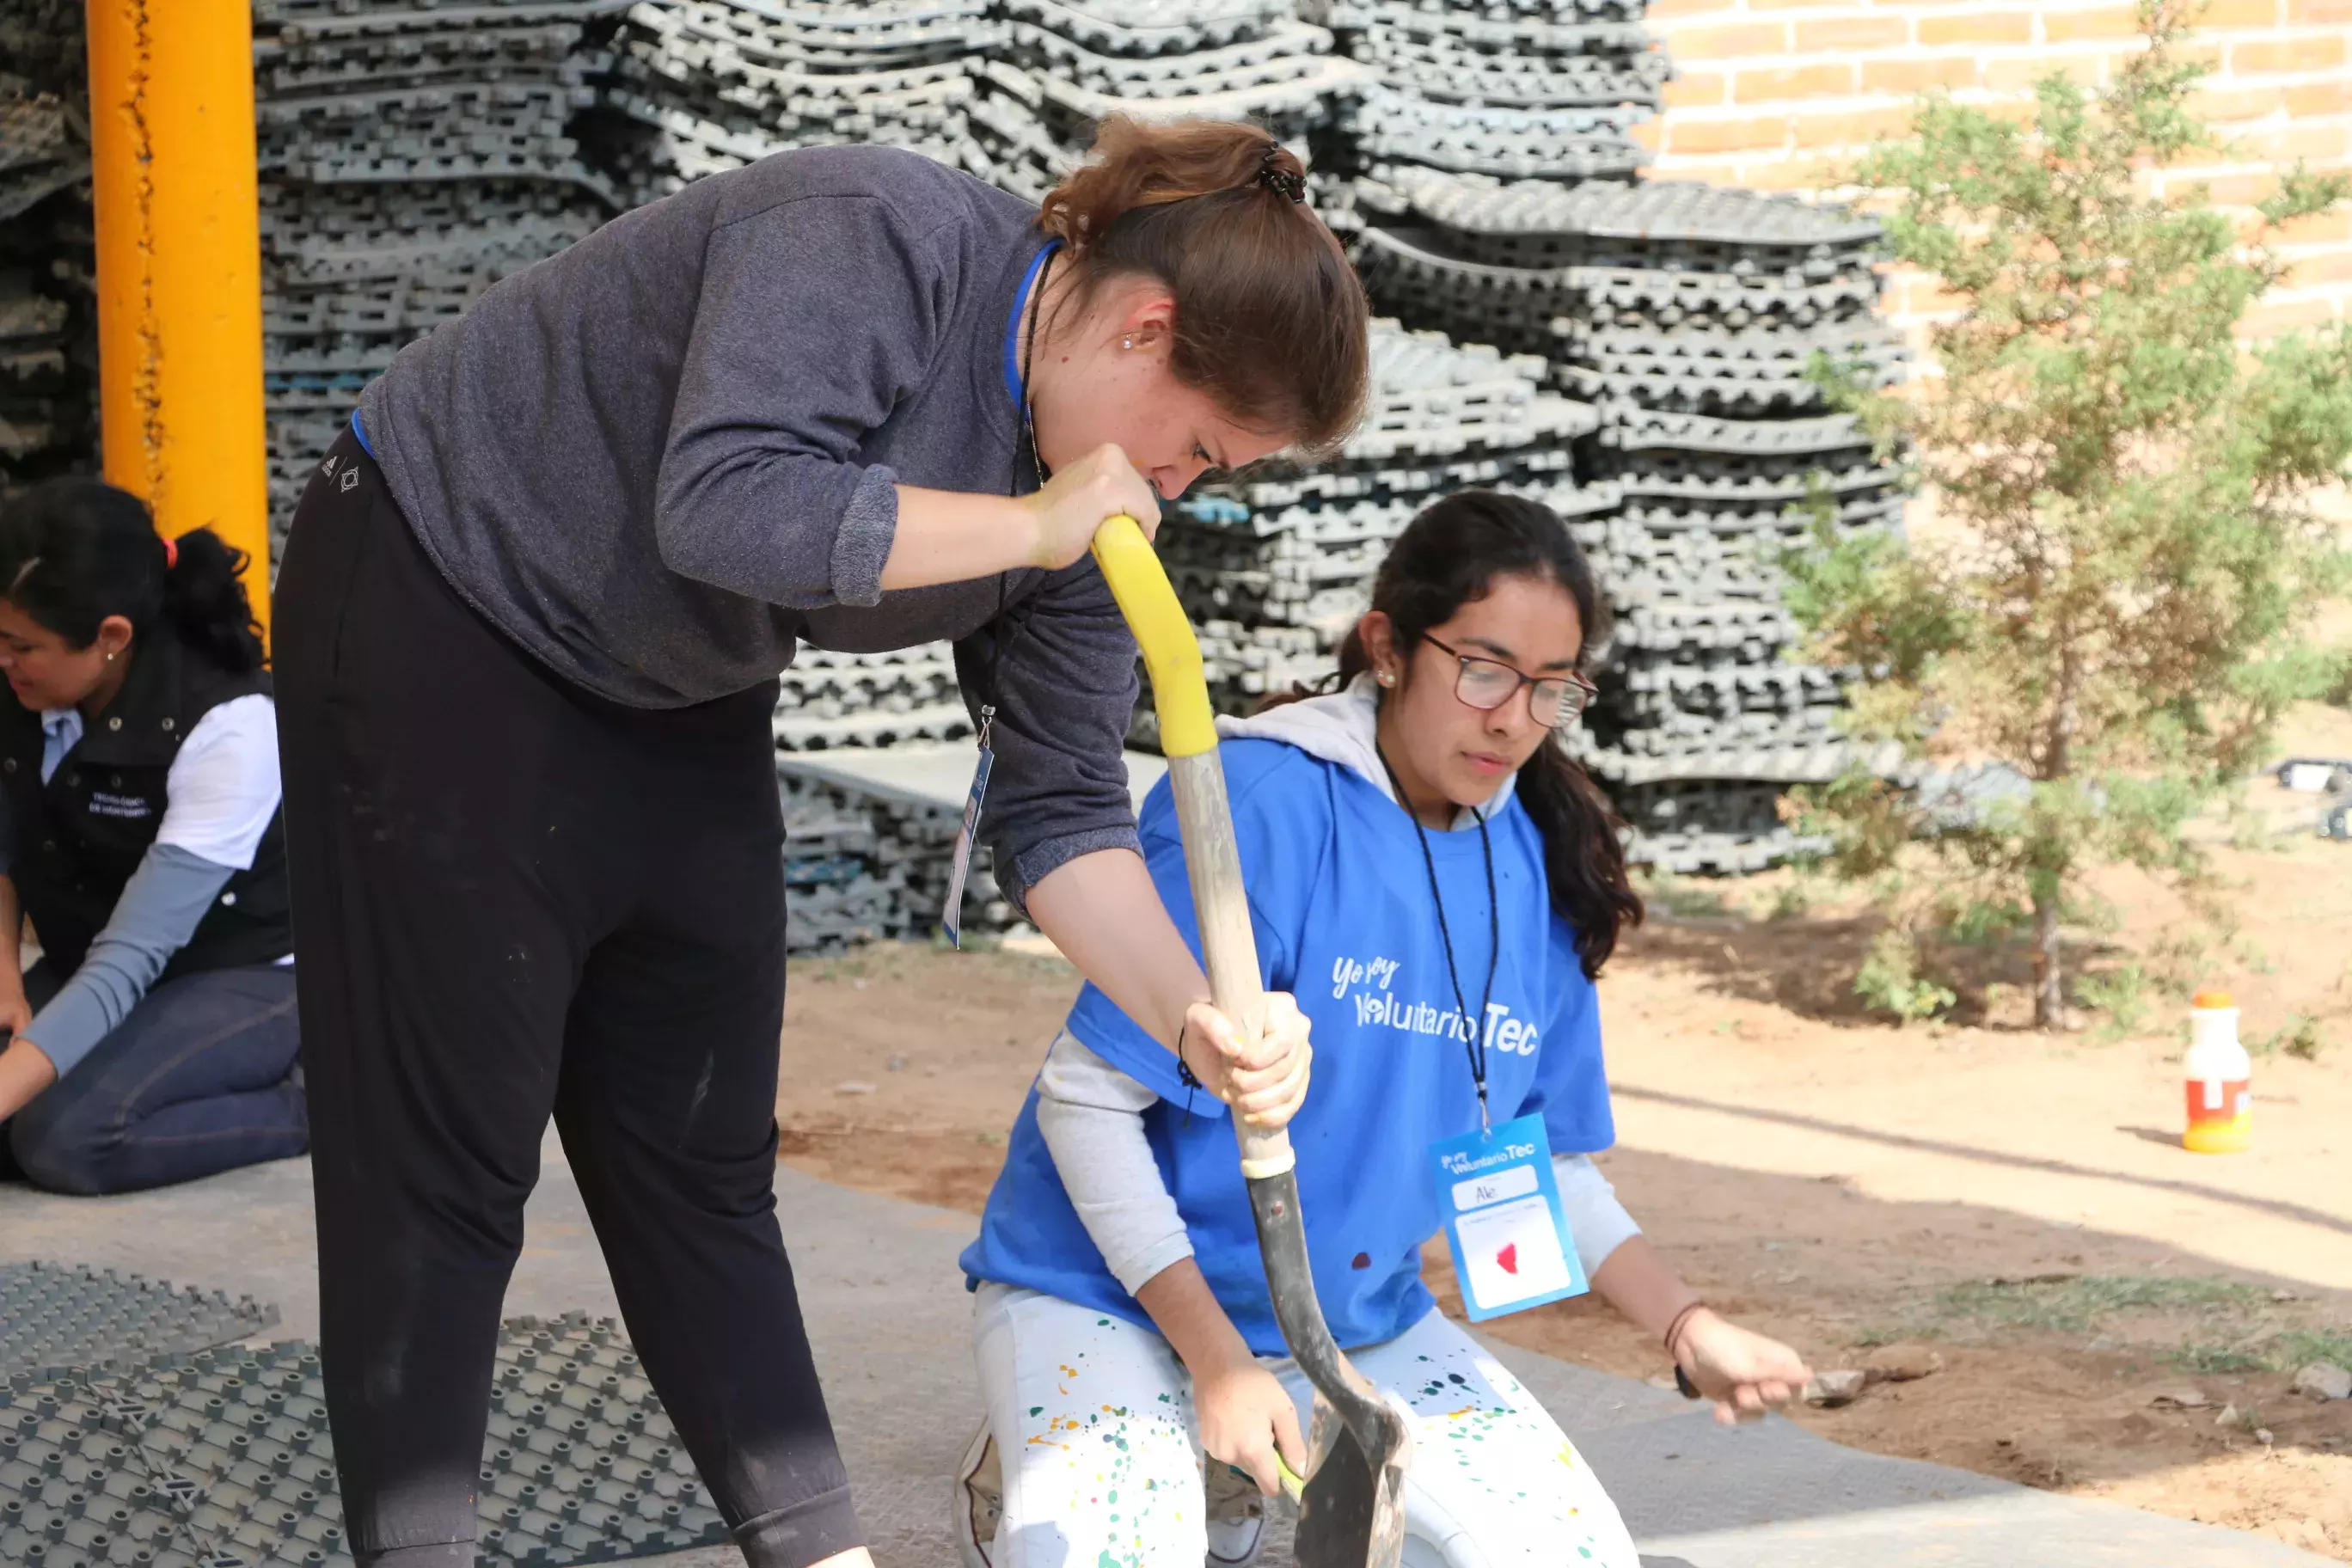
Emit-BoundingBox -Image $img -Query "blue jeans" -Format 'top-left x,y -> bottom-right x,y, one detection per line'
3,960 -> 306,1194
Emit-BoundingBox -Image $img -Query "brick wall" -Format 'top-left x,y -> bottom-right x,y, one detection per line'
1634,0 -> 2352,341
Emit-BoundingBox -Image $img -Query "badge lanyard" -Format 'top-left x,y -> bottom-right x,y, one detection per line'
943,246 -> 1057,946
1379,746 -> 1591,1317
1376,742 -> 1498,1132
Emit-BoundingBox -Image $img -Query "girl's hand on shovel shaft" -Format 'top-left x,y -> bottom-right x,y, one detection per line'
1180,993 -> 1313,1130
1195,1355 -> 1310,1499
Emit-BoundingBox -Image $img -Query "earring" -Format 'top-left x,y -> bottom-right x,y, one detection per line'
1122,336 -> 1133,350
105,652 -> 116,664
1377,670 -> 1394,686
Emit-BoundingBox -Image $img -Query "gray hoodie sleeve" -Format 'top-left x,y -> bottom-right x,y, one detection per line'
959,556 -> 1143,910
1554,1153 -> 1640,1274
1035,1031 -> 1195,1295
19,842 -> 236,1081
652,193 -> 956,611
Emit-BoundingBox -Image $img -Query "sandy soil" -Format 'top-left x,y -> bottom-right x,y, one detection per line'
775,701 -> 2352,1561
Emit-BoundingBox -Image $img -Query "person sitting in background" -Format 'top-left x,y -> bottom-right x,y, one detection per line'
0,477 -> 302,1195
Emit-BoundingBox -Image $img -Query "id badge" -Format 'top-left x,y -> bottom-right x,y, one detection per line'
1429,1114 -> 1588,1321
940,723 -> 995,949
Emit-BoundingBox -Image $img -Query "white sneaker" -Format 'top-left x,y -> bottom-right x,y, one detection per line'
953,1421 -> 1003,1568
1203,1461 -> 1267,1568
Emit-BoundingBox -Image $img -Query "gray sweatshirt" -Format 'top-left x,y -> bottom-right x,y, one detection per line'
358,145 -> 1140,903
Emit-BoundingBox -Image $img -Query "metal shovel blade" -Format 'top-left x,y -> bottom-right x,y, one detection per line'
1250,1170 -> 1411,1568
1294,1412 -> 1411,1568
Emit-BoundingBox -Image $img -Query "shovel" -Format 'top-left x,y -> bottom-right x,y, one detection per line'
1091,515 -> 1412,1568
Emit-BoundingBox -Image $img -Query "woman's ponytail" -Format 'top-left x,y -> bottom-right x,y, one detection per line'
162,527 -> 266,675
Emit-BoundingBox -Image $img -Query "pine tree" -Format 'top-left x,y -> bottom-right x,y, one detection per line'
1786,0 -> 2352,1028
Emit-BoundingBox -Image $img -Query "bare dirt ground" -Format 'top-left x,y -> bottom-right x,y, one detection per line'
775,701 -> 2352,1561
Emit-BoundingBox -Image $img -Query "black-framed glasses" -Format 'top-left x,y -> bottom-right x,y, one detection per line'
1424,634 -> 1600,725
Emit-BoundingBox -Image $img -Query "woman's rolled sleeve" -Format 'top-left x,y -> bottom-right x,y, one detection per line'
959,556 -> 1142,911
653,193 -> 951,609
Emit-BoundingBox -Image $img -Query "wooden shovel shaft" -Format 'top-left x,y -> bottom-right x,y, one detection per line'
1165,750 -> 1292,1178
1088,515 -> 1290,1176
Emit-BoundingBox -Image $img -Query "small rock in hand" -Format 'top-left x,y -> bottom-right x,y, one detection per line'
1804,1370 -> 1866,1408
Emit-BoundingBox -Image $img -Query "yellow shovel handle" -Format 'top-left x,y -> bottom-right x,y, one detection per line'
1089,515 -> 1218,759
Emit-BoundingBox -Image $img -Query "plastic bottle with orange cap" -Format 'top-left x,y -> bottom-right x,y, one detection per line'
2183,989 -> 2251,1155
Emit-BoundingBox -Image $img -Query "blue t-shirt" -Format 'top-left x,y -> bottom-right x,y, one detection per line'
959,738 -> 1615,1355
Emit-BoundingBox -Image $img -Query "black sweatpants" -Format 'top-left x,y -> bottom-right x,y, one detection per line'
275,427 -> 861,1568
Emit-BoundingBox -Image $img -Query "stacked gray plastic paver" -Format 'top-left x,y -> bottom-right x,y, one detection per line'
775,641 -> 971,754
586,0 -> 1001,209
0,3 -> 95,501
0,1310 -> 724,1568
254,0 -> 624,549
1339,95 -> 1912,872
1142,318 -> 1615,742
1,1264 -> 279,1381
1327,0 -> 1660,186
775,757 -> 1010,951
963,0 -> 1363,205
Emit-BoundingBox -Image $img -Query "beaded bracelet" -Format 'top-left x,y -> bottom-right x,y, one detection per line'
1663,1302 -> 1709,1400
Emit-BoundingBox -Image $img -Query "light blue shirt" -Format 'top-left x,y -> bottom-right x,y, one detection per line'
39,707 -> 80,786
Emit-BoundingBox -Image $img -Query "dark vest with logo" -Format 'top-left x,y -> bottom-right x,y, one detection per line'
0,634 -> 292,979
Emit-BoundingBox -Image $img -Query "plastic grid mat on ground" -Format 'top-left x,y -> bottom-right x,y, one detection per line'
0,1264 -> 279,1382
1,1308 -> 724,1568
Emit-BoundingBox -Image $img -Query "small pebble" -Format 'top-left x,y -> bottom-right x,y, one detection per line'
833,1081 -> 877,1096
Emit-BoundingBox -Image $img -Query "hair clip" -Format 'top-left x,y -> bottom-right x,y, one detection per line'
1255,144 -> 1306,204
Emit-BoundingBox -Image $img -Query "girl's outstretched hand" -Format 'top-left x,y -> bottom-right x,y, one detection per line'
1194,1356 -> 1308,1498
1676,1310 -> 1811,1425
1179,993 -> 1312,1129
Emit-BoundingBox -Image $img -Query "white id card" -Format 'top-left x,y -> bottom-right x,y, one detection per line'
940,736 -> 994,949
1428,1113 -> 1588,1321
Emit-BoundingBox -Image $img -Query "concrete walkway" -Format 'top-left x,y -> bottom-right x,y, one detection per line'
2,1145 -> 2331,1568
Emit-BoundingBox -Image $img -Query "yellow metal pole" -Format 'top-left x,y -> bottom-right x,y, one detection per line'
86,0 -> 271,634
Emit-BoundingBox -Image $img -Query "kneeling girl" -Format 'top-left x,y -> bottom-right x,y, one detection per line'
957,491 -> 1810,1567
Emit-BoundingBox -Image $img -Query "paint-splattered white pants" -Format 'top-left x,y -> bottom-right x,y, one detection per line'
971,1283 -> 1640,1568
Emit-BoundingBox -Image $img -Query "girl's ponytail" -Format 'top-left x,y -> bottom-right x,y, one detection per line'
162,527 -> 266,675
1518,735 -> 1644,978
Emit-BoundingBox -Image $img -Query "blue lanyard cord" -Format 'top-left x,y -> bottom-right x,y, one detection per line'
1377,741 -> 1499,1129
981,246 -> 1057,726
1001,242 -> 1061,406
